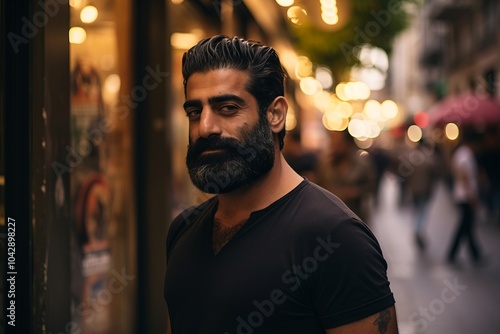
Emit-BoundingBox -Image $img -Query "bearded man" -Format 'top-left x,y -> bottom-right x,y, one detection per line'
164,35 -> 398,334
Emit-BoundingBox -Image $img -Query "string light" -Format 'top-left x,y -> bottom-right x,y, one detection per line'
80,6 -> 98,23
69,27 -> 87,44
276,0 -> 294,7
320,0 -> 338,25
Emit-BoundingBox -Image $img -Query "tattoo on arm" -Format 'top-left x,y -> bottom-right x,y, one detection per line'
373,309 -> 391,333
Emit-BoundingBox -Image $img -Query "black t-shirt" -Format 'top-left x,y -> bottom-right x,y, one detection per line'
164,180 -> 395,334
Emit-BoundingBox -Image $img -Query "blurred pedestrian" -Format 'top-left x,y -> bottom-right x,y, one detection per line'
368,146 -> 390,208
283,130 -> 318,182
405,139 -> 439,250
447,129 -> 485,266
315,130 -> 377,224
476,125 -> 500,225
385,128 -> 412,207
164,35 -> 398,334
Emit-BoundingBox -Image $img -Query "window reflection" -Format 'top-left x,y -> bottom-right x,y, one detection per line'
70,0 -> 135,332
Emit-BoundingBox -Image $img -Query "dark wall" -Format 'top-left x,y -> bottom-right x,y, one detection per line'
134,0 -> 171,332
3,1 -> 71,333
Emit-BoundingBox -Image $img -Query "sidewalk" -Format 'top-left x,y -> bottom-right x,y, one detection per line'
370,174 -> 500,334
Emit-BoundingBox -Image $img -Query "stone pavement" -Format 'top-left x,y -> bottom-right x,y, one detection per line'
369,174 -> 500,334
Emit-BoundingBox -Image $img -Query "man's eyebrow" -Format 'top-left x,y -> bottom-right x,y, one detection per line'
183,94 -> 247,111
208,94 -> 246,106
183,99 -> 201,111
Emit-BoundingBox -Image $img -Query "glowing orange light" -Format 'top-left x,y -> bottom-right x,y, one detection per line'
414,111 -> 429,128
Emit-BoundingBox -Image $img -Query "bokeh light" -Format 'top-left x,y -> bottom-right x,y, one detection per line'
287,6 -> 308,25
445,123 -> 459,140
352,67 -> 386,91
335,83 -> 348,101
355,138 -> 374,149
352,45 -> 389,90
414,111 -> 429,128
295,56 -> 313,78
348,119 -> 367,138
381,100 -> 398,119
102,74 -> 121,104
407,125 -> 423,142
69,0 -> 86,8
69,27 -> 87,44
315,66 -> 333,90
320,0 -> 339,25
170,32 -> 200,50
336,102 -> 353,118
80,5 -> 98,23
323,113 -> 348,131
104,74 -> 121,94
363,100 -> 382,120
350,81 -> 371,100
276,0 -> 294,7
286,113 -> 297,131
300,77 -> 322,96
321,12 -> 339,25
313,91 -> 334,111
335,81 -> 371,101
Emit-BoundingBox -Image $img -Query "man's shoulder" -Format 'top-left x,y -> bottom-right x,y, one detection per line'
280,181 -> 361,233
289,181 -> 362,225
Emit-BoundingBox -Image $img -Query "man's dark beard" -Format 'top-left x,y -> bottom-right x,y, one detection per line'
186,116 -> 275,194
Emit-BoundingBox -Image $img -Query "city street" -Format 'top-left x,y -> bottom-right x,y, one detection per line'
371,174 -> 500,334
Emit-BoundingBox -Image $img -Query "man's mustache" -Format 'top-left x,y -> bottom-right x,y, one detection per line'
187,136 -> 242,159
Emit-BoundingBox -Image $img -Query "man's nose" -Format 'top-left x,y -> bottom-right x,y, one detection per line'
198,109 -> 222,138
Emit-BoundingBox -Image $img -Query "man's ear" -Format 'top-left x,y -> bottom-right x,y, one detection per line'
266,96 -> 288,134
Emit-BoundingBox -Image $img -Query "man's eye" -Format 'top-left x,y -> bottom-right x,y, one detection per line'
218,104 -> 239,113
186,110 -> 201,120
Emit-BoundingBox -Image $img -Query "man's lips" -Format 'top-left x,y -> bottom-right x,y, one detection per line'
201,148 -> 226,155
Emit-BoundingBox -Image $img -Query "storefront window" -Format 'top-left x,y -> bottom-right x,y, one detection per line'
70,0 -> 136,332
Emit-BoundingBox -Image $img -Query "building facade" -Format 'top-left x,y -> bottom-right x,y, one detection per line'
1,1 -> 295,333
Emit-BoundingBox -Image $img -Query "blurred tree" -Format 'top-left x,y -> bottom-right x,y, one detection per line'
288,0 -> 420,82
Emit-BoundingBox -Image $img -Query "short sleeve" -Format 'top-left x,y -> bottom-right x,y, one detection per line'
309,218 -> 395,329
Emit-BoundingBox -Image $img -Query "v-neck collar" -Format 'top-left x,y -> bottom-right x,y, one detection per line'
201,179 -> 309,257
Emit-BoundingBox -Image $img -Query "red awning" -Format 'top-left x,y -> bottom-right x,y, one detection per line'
428,93 -> 500,127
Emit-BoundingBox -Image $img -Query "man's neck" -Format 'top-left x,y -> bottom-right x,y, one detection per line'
214,154 -> 303,227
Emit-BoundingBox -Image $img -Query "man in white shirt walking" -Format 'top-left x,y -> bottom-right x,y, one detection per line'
447,129 -> 485,266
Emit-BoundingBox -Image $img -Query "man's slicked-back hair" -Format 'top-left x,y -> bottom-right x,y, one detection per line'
182,35 -> 287,149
